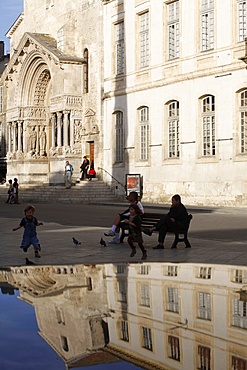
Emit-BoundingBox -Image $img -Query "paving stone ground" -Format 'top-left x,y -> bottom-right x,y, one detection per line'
1,200 -> 247,267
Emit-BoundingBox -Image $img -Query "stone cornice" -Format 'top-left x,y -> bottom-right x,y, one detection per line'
5,13 -> 24,38
104,60 -> 246,99
2,32 -> 85,82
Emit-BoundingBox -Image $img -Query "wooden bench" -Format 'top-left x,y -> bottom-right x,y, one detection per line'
120,212 -> 193,248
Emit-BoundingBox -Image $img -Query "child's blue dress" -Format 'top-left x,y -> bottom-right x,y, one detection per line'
19,216 -> 41,250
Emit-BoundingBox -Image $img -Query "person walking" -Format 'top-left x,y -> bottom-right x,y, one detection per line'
6,179 -> 14,204
125,203 -> 147,260
80,155 -> 90,181
12,204 -> 43,258
65,160 -> 73,189
13,178 -> 19,204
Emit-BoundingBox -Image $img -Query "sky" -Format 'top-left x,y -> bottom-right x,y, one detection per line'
0,0 -> 24,54
0,291 -> 141,370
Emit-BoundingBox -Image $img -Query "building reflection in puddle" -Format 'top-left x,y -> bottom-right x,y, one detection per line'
0,262 -> 247,370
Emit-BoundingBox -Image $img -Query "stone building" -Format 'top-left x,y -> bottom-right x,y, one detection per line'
102,0 -> 247,206
0,0 -> 104,185
1,0 -> 247,205
0,41 -> 10,180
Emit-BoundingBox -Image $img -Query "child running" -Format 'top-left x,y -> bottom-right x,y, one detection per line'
13,204 -> 43,258
124,203 -> 147,260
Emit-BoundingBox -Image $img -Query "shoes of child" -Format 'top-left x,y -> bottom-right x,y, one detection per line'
104,230 -> 115,237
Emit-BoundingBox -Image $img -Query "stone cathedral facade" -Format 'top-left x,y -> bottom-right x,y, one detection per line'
0,0 -> 104,185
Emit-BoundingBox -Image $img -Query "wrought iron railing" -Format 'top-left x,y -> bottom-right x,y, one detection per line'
97,167 -> 126,192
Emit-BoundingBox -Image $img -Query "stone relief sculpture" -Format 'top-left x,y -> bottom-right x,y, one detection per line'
29,126 -> 37,153
74,119 -> 83,143
39,127 -> 47,156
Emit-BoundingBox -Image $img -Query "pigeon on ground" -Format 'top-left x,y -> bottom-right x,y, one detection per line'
25,258 -> 36,265
72,237 -> 81,246
100,237 -> 107,247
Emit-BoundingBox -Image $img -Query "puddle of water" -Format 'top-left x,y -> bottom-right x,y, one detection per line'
0,289 -> 140,370
0,262 -> 246,370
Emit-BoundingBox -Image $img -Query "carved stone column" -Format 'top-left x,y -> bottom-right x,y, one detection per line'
51,113 -> 56,147
13,122 -> 17,152
17,120 -> 23,152
57,112 -> 62,147
7,122 -> 12,152
63,110 -> 69,146
23,122 -> 28,153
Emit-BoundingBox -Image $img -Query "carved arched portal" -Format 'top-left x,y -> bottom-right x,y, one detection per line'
19,52 -> 51,158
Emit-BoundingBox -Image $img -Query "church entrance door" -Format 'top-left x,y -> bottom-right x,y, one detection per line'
89,142 -> 94,166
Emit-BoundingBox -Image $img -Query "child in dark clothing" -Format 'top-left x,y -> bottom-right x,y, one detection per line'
13,178 -> 19,204
124,203 -> 147,260
6,179 -> 14,204
13,205 -> 43,258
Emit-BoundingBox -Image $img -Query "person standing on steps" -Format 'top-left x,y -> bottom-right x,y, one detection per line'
80,155 -> 90,181
65,160 -> 73,189
87,161 -> 96,181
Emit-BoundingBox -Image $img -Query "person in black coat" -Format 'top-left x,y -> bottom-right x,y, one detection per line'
145,194 -> 189,249
80,155 -> 90,181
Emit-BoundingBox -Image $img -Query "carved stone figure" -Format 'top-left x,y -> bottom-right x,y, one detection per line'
39,127 -> 47,155
29,127 -> 37,152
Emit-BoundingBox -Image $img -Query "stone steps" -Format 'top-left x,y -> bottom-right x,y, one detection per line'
0,181 -> 122,204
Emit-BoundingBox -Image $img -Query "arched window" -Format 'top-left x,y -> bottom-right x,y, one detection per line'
139,106 -> 149,160
201,95 -> 215,156
168,100 -> 180,158
115,111 -> 124,163
83,49 -> 89,93
239,89 -> 247,153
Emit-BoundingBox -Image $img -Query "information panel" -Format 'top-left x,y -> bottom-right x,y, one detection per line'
126,174 -> 142,197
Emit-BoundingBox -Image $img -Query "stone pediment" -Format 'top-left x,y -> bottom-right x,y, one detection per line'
85,108 -> 96,117
26,33 -> 85,64
3,32 -> 85,81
